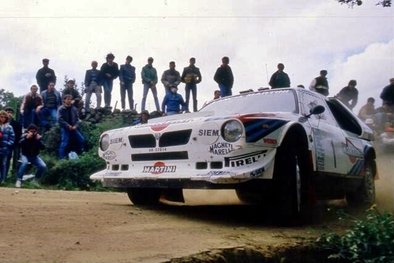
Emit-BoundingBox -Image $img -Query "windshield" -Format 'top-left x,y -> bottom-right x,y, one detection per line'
201,89 -> 298,115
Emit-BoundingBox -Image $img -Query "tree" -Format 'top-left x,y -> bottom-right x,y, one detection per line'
338,0 -> 391,7
0,89 -> 22,111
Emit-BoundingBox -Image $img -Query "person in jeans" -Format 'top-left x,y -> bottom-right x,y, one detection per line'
161,85 -> 187,115
141,57 -> 160,112
119,55 -> 136,110
37,82 -> 62,131
84,61 -> 102,109
15,124 -> 47,188
181,57 -> 202,112
214,56 -> 234,97
58,95 -> 85,159
0,110 -> 15,184
20,84 -> 43,128
100,53 -> 119,108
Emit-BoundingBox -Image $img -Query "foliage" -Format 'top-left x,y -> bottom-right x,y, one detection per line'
0,88 -> 23,110
338,0 -> 391,7
41,151 -> 106,190
318,206 -> 394,262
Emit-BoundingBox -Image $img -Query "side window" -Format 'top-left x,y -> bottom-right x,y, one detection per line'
326,99 -> 362,135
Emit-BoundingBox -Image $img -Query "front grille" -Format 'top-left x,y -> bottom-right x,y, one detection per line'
129,134 -> 156,148
159,130 -> 192,147
131,151 -> 189,161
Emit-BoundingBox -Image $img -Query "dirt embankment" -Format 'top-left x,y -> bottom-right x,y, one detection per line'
0,152 -> 392,263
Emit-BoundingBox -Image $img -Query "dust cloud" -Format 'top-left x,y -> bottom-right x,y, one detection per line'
375,151 -> 394,212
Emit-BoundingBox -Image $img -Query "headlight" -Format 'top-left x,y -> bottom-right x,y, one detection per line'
221,120 -> 243,142
100,134 -> 110,151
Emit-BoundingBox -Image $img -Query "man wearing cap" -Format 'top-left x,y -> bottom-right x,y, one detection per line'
141,57 -> 160,112
161,85 -> 187,115
36,58 -> 57,93
100,53 -> 119,108
309,70 -> 329,96
119,56 -> 136,110
336,80 -> 359,110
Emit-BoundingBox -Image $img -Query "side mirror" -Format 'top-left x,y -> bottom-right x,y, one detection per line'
299,105 -> 325,122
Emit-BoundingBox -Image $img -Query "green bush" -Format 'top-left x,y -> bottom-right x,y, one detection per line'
318,206 -> 394,262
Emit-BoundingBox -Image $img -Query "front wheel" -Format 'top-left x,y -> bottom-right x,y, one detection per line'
127,188 -> 162,206
273,135 -> 315,224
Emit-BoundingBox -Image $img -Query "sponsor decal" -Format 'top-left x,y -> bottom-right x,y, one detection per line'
224,150 -> 267,167
142,161 -> 176,174
150,123 -> 169,132
209,142 -> 234,155
198,129 -> 220,136
263,138 -> 277,144
250,167 -> 265,177
343,138 -> 364,162
312,128 -> 325,170
102,150 -> 116,160
110,137 -> 123,144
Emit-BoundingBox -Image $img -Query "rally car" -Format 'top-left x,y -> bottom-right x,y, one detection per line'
91,88 -> 377,221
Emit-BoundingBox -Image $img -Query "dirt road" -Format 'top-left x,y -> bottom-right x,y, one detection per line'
0,152 -> 392,263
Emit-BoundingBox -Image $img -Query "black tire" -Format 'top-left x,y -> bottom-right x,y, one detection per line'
127,188 -> 162,206
346,159 -> 376,207
273,134 -> 315,224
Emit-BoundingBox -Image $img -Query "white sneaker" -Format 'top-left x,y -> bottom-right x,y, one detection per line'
15,180 -> 22,188
22,174 -> 35,181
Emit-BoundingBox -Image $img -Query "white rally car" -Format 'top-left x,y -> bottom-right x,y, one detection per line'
91,88 -> 377,220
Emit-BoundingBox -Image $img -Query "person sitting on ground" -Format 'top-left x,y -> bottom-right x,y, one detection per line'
58,94 -> 85,159
62,79 -> 83,112
20,84 -> 42,129
161,85 -> 187,115
37,82 -> 62,131
15,124 -> 47,188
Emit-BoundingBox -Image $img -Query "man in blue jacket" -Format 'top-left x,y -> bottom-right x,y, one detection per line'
162,85 -> 187,115
119,55 -> 136,111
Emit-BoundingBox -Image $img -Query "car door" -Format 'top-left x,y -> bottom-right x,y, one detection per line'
298,91 -> 350,175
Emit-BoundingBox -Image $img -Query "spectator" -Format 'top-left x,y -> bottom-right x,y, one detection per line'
84,61 -> 102,109
132,110 -> 150,125
380,77 -> 394,110
161,61 -> 181,95
37,82 -> 62,131
58,94 -> 85,159
214,56 -> 234,97
213,90 -> 221,100
269,63 -> 290,89
15,124 -> 47,188
162,85 -> 187,115
4,107 -> 22,178
358,97 -> 376,121
36,58 -> 56,93
336,80 -> 359,110
20,84 -> 42,129
100,53 -> 119,108
119,55 -> 136,110
62,79 -> 83,111
181,57 -> 202,112
309,70 -> 329,96
0,110 -> 15,184
141,57 -> 160,112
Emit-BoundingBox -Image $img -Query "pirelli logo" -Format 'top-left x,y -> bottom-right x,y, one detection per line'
224,150 -> 267,167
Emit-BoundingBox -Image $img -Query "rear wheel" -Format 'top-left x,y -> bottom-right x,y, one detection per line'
346,159 -> 376,207
127,188 -> 162,206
